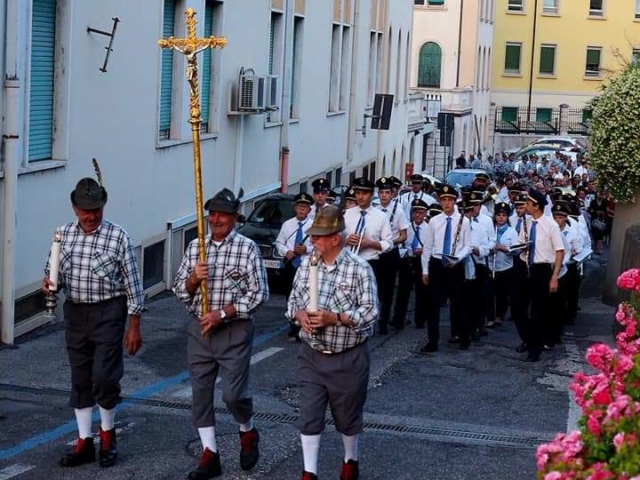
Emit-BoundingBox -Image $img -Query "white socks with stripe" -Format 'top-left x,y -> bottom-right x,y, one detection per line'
99,406 -> 116,431
342,433 -> 359,462
198,427 -> 218,453
301,434 -> 321,475
74,407 -> 93,439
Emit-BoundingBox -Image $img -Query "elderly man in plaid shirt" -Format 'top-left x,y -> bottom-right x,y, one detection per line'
287,205 -> 379,480
173,188 -> 269,480
42,177 -> 144,469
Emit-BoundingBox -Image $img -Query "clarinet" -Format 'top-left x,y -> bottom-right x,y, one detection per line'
450,214 -> 465,258
492,226 -> 498,279
523,216 -> 530,276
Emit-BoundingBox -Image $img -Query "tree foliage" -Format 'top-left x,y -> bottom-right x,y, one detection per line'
590,65 -> 640,203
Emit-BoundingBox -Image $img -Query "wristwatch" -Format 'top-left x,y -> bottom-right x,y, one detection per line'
335,313 -> 342,326
219,309 -> 227,321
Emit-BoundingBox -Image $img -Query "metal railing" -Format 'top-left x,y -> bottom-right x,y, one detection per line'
494,107 -> 560,135
567,108 -> 592,136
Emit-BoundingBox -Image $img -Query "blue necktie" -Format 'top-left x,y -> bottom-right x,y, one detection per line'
412,226 -> 421,250
563,230 -> 568,237
516,218 -> 522,234
356,211 -> 367,235
443,217 -> 452,257
382,208 -> 388,213
292,222 -> 304,268
528,220 -> 538,265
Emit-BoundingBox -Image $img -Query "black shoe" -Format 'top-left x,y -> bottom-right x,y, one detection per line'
479,327 -> 489,337
340,459 -> 360,480
459,342 -> 470,350
471,331 -> 481,342
524,353 -> 540,363
448,336 -> 460,344
59,437 -> 95,467
418,343 -> 438,354
98,428 -> 118,468
515,342 -> 528,353
239,428 -> 260,471
188,448 -> 222,479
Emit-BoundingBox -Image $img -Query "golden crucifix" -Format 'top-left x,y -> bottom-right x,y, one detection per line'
158,8 -> 226,320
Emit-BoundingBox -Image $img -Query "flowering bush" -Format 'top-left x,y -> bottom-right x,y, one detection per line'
536,268 -> 640,480
589,65 -> 640,203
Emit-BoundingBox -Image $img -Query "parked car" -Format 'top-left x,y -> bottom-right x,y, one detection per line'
444,168 -> 491,188
236,193 -> 295,283
512,145 -> 579,162
504,136 -> 587,155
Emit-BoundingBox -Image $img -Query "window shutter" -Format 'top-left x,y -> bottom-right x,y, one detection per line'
505,44 -> 520,72
417,42 -> 442,88
502,107 -> 518,122
29,0 -> 57,162
159,0 -> 175,139
428,0 -> 445,5
269,15 -> 276,75
536,108 -> 552,122
200,1 -> 214,129
539,46 -> 555,74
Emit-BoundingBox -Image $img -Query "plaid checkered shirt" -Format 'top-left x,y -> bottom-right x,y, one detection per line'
286,249 -> 379,353
44,220 -> 144,315
173,231 -> 269,319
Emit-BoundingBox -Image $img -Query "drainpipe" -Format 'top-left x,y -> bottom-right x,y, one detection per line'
278,0 -> 294,193
376,0 -> 389,176
233,114 -> 244,196
527,0 -> 539,122
1,0 -> 20,345
346,0 -> 361,171
456,0 -> 464,87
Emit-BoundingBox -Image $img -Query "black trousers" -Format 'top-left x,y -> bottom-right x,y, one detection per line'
525,264 -> 558,357
563,263 -> 580,324
372,248 -> 400,330
393,256 -> 429,328
486,269 -> 512,321
468,264 -> 487,331
63,296 -> 127,410
510,258 -> 529,343
428,258 -> 467,346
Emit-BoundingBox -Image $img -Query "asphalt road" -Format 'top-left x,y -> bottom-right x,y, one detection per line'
0,254 -> 614,480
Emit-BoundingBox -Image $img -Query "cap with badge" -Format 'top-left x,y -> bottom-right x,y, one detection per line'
410,173 -> 425,184
305,205 -> 345,236
527,188 -> 548,207
474,172 -> 491,183
428,203 -> 443,218
311,178 -> 331,193
204,188 -> 242,214
411,199 -> 428,211
438,184 -> 459,199
294,192 -> 313,205
343,187 -> 357,202
494,201 -> 511,216
352,177 -> 375,191
514,193 -> 528,206
551,202 -> 570,217
326,189 -> 338,202
375,177 -> 394,190
388,176 -> 403,189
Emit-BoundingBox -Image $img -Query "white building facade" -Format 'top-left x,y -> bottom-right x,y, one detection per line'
410,0 -> 495,178
0,0 -> 426,343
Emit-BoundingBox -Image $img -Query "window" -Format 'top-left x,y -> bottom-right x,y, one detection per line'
636,0 -> 640,19
428,0 -> 445,5
543,0 -> 558,14
502,107 -> 518,121
183,227 -> 197,252
328,22 -> 351,112
414,0 -> 443,5
589,0 -> 603,16
328,24 -> 341,111
267,11 -> 284,122
362,164 -> 369,181
369,162 -> 376,182
536,108 -> 552,122
299,181 -> 308,193
585,47 -> 601,77
143,241 -> 165,290
339,26 -> 351,110
504,42 -> 522,74
395,31 -> 402,99
335,167 -> 342,185
633,48 -> 640,66
367,30 -> 384,105
349,171 -> 356,186
325,170 -> 333,186
29,0 -> 57,161
539,44 -> 556,75
200,1 -> 215,132
417,42 -> 442,88
290,16 -> 304,118
508,0 -> 523,12
159,0 -> 176,140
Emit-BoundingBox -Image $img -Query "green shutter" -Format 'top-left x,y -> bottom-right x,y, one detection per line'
29,0 -> 57,161
417,42 -> 441,88
539,45 -> 555,74
200,1 -> 214,129
502,107 -> 518,122
536,108 -> 552,122
290,17 -> 301,117
428,0 -> 445,5
269,14 -> 276,75
505,44 -> 521,73
586,48 -> 601,74
582,109 -> 593,123
159,0 -> 175,139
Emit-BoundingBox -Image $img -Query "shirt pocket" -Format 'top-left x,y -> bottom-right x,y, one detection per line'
224,269 -> 248,295
331,287 -> 356,312
90,252 -> 118,279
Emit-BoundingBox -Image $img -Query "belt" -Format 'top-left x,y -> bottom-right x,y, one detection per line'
316,340 -> 367,355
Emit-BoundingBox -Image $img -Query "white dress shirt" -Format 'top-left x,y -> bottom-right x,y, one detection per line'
560,223 -> 584,264
376,201 -> 410,243
510,213 -> 527,236
488,225 -> 519,273
344,205 -> 393,261
275,216 -> 313,257
405,221 -> 429,258
421,212 -> 471,275
518,214 -> 564,264
401,190 -> 437,219
469,216 -> 495,265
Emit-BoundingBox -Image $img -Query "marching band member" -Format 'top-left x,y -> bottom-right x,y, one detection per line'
401,174 -> 437,219
309,178 -> 331,218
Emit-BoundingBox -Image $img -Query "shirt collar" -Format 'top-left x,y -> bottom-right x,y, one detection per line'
74,220 -> 104,236
209,229 -> 237,245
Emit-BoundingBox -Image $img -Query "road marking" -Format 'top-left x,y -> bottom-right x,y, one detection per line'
0,325 -> 288,462
171,347 -> 284,399
564,337 -> 583,433
0,464 -> 34,479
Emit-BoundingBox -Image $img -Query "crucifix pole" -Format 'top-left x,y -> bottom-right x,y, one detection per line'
158,8 -> 226,322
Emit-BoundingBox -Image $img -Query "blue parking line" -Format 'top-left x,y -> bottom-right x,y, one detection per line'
0,324 -> 288,462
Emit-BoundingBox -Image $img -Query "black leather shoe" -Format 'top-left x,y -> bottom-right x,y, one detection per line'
418,343 -> 438,354
239,428 -> 260,471
524,353 -> 540,363
515,342 -> 528,353
98,428 -> 118,468
59,437 -> 95,467
340,459 -> 360,480
479,327 -> 489,337
188,448 -> 221,479
448,336 -> 460,344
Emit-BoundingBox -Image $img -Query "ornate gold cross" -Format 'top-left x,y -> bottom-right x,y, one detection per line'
158,8 -> 226,327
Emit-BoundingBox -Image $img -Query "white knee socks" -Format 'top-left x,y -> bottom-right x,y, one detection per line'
74,407 -> 94,439
342,433 -> 359,462
301,434 -> 321,475
198,427 -> 217,453
98,406 -> 116,431
239,418 -> 254,432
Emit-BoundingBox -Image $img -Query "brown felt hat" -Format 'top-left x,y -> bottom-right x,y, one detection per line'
70,178 -> 108,210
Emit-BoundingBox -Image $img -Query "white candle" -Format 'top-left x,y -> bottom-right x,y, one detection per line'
49,230 -> 62,292
308,252 -> 319,312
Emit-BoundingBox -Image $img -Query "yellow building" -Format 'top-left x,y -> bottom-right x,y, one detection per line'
491,0 -> 640,125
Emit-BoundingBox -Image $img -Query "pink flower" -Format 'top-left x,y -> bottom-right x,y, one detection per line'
586,343 -> 614,371
543,473 -> 563,480
587,414 -> 602,436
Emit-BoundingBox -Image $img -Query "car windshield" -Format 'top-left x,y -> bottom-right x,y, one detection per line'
445,171 -> 477,187
246,200 -> 295,226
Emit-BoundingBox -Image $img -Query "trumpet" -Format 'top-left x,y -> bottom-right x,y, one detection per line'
353,226 -> 367,256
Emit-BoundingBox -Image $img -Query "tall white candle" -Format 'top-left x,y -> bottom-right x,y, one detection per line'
308,252 -> 319,312
49,230 -> 62,292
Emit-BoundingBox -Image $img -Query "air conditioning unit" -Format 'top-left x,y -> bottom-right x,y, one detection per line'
237,74 -> 279,113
